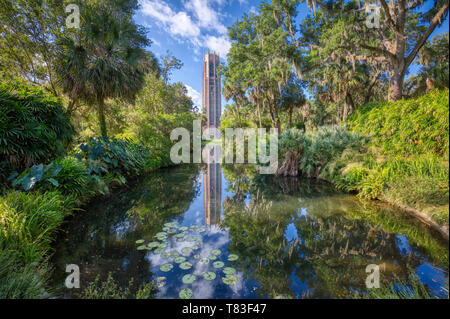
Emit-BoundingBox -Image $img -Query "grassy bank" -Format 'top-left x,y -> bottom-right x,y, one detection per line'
0,81 -> 175,298
278,90 -> 449,236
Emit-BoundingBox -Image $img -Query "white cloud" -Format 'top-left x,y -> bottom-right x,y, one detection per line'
205,35 -> 231,57
139,0 -> 230,58
185,84 -> 202,107
185,0 -> 227,35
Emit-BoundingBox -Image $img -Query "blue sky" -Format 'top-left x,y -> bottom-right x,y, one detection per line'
134,0 -> 449,109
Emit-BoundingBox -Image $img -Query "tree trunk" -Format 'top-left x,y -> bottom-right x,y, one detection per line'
97,98 -> 108,137
277,151 -> 299,176
389,68 -> 405,101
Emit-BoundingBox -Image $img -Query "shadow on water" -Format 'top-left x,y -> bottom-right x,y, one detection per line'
51,163 -> 449,299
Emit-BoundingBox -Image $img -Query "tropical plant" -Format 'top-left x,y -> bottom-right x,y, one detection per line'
56,0 -> 154,137
0,79 -> 75,182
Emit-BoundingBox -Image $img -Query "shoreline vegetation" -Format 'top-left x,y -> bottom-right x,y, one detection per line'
0,0 -> 448,300
277,90 -> 449,241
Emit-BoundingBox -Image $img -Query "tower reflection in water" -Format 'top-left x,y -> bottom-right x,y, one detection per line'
203,148 -> 222,226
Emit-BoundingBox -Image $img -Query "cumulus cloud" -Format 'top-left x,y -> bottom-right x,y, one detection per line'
205,35 -> 231,57
185,85 -> 202,107
139,0 -> 231,58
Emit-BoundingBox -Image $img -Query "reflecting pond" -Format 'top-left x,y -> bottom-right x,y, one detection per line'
51,164 -> 449,298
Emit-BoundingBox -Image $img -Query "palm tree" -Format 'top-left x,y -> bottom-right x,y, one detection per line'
56,0 -> 155,137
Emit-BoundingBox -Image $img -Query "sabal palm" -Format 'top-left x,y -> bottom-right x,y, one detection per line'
56,0 -> 151,137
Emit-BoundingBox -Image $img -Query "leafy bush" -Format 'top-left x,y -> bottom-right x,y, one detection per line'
279,126 -> 367,178
0,80 -> 75,182
0,250 -> 52,299
347,89 -> 449,156
131,113 -> 195,167
9,158 -> 99,201
0,190 -> 76,264
79,272 -> 155,299
74,137 -> 154,180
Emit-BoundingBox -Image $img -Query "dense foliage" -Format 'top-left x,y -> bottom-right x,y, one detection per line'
347,89 -> 449,156
0,80 -> 75,182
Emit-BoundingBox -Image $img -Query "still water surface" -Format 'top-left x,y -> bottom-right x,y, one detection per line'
51,164 -> 449,298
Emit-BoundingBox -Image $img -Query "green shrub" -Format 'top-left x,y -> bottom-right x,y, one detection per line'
74,137 -> 153,180
79,272 -> 155,299
131,113 -> 196,168
0,250 -> 52,299
0,80 -> 75,182
9,158 -> 98,201
279,126 -> 367,178
347,89 -> 449,157
0,190 -> 76,264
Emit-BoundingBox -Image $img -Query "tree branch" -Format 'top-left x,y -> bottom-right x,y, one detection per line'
405,1 -> 449,68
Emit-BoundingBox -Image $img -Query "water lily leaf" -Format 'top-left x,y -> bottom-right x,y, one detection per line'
179,226 -> 188,231
182,274 -> 196,284
208,255 -> 217,261
161,252 -> 170,258
211,249 -> 221,256
192,245 -> 199,250
181,247 -> 193,255
174,257 -> 186,264
228,254 -> 239,261
199,258 -> 209,264
167,228 -> 177,234
135,239 -> 145,244
223,267 -> 236,275
203,272 -> 216,281
154,248 -> 164,254
160,263 -> 173,272
168,250 -> 179,258
137,245 -> 148,250
179,262 -> 193,270
213,261 -> 224,269
222,275 -> 238,285
159,243 -> 168,249
179,288 -> 193,299
194,254 -> 200,259
164,222 -> 177,228
147,242 -> 160,248
198,226 -> 206,232
156,232 -> 167,237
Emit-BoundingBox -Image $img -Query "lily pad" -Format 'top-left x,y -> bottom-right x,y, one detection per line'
159,243 -> 168,249
228,254 -> 239,261
203,272 -> 216,281
168,250 -> 179,258
223,267 -> 236,275
179,262 -> 193,270
160,263 -> 173,272
182,274 -> 197,284
156,232 -> 167,237
222,275 -> 238,285
208,255 -> 217,261
179,288 -> 193,299
164,222 -> 177,228
135,239 -> 145,244
161,252 -> 170,258
181,247 -> 193,255
154,248 -> 164,254
194,254 -> 200,259
192,245 -> 199,250
179,226 -> 188,231
137,245 -> 148,250
174,256 -> 186,264
167,228 -> 177,234
199,258 -> 210,264
213,261 -> 224,269
147,242 -> 160,248
211,249 -> 221,256
197,226 -> 207,232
